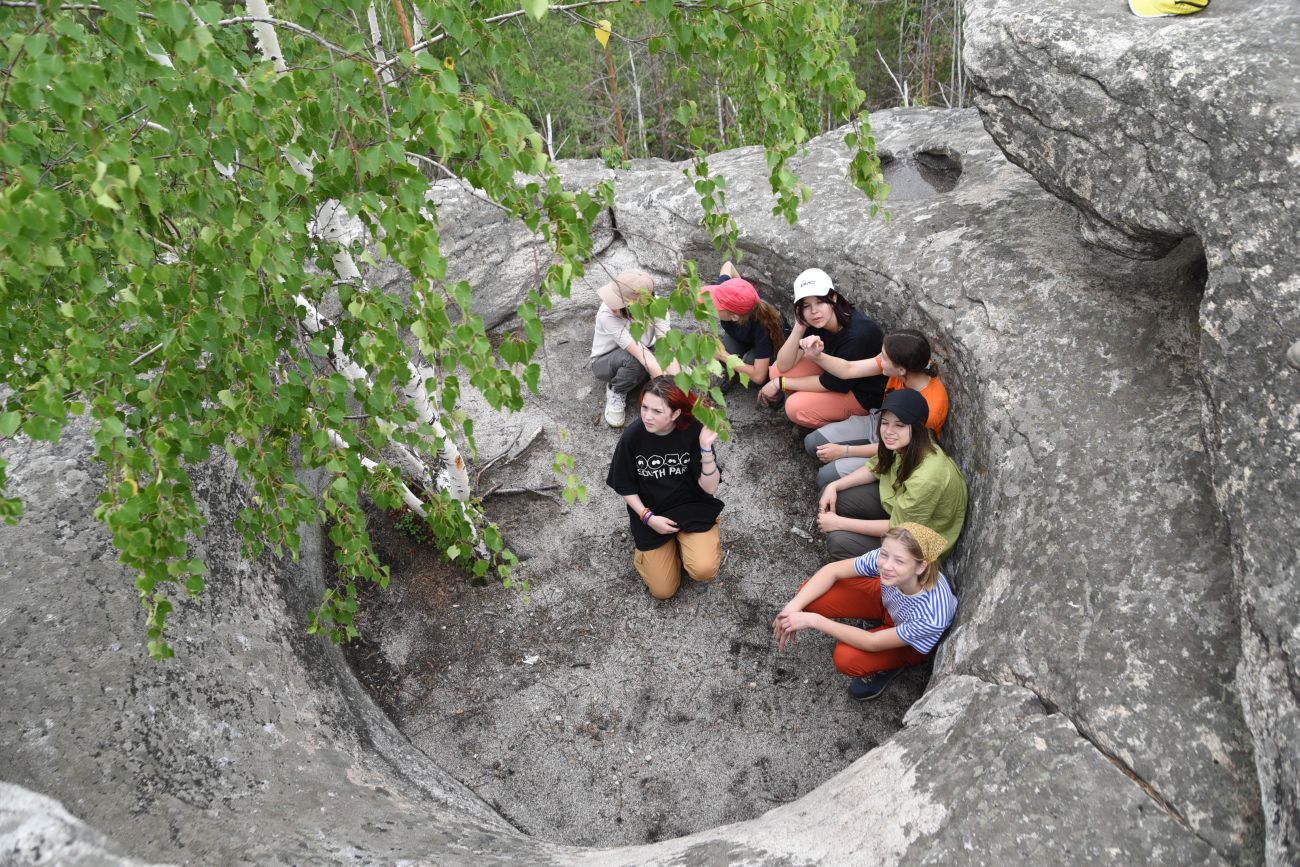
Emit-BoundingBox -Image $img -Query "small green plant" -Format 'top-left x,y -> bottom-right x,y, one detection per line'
600,145 -> 632,170
394,509 -> 435,546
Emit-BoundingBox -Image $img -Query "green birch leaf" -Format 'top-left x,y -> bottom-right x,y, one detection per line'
522,0 -> 548,22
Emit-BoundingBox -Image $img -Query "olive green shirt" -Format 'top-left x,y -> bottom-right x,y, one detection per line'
870,446 -> 968,560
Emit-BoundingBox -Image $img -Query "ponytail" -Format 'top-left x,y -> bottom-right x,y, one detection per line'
748,300 -> 786,361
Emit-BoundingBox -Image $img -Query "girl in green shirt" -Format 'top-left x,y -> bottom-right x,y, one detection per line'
816,388 -> 968,561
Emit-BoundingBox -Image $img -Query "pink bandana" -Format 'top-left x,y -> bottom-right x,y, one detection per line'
700,277 -> 759,315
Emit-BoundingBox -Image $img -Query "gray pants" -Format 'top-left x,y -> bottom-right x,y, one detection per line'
721,333 -> 755,363
591,347 -> 649,397
805,411 -> 880,488
825,481 -> 887,561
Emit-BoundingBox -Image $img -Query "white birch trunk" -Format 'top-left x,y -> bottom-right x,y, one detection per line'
715,78 -> 724,143
628,52 -> 647,157
367,4 -> 396,88
243,3 -> 476,522
245,0 -> 287,74
726,96 -> 744,145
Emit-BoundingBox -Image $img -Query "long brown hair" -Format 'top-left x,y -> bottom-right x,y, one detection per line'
742,299 -> 786,360
874,416 -> 935,491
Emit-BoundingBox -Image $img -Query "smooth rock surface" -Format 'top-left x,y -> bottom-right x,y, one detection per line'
0,783 -> 163,867
962,4 -> 1300,862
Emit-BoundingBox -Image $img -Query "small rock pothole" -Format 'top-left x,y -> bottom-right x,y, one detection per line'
880,149 -> 962,199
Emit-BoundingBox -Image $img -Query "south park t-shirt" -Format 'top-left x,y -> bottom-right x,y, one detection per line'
607,419 -> 724,550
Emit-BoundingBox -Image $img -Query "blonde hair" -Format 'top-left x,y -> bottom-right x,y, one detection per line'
883,526 -> 942,591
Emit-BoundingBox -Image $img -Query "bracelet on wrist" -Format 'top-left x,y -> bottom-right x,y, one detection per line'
640,508 -> 653,524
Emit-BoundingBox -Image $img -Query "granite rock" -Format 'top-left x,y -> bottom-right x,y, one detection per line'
963,4 -> 1300,861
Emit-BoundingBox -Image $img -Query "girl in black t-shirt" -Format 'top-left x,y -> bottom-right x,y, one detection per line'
756,267 -> 885,428
606,376 -> 723,600
700,261 -> 787,388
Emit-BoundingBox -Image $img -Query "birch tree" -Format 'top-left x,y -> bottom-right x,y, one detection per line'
0,0 -> 884,658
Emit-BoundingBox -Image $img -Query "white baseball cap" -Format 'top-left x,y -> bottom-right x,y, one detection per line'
793,268 -> 834,302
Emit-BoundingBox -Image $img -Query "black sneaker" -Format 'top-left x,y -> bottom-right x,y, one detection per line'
847,669 -> 900,701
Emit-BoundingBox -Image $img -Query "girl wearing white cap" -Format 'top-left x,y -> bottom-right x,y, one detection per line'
590,268 -> 673,428
757,268 -> 886,428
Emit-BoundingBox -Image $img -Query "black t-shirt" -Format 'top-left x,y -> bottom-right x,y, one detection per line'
606,419 -> 724,550
807,308 -> 886,411
720,316 -> 789,363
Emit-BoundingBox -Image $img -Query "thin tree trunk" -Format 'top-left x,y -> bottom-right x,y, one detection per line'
602,41 -> 628,159
954,0 -> 965,108
897,0 -> 908,92
245,0 -> 286,73
715,76 -> 724,144
368,4 -> 395,87
726,95 -> 745,145
919,0 -> 934,106
628,49 -> 647,157
651,49 -> 668,159
390,0 -> 414,50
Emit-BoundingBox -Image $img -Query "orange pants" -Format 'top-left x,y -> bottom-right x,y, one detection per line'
633,522 -> 721,600
802,576 -> 929,676
772,357 -> 868,429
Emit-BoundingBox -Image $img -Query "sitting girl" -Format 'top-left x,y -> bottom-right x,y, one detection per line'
606,376 -> 723,600
800,329 -> 950,488
756,268 -> 885,428
591,268 -> 673,428
773,523 -> 958,700
817,388 -> 967,561
699,261 -> 786,388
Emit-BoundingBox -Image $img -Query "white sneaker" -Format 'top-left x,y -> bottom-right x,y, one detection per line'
604,385 -> 626,428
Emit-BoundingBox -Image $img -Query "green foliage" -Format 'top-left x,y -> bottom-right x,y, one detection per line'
0,0 -> 881,658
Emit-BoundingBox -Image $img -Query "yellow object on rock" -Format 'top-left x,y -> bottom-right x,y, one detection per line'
1128,0 -> 1209,17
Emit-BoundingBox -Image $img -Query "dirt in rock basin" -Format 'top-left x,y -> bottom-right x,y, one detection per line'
338,249 -> 931,847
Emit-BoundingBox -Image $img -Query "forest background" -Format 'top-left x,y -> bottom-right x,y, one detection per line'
463,0 -> 969,163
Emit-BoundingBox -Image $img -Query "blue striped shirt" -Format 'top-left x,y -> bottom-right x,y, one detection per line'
852,548 -> 958,655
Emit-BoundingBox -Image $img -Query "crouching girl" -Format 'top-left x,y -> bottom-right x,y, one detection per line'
773,523 -> 956,700
606,376 -> 723,599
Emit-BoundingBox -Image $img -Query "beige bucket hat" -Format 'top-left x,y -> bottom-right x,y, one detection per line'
597,269 -> 654,310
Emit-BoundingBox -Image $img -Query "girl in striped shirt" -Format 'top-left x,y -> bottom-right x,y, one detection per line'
773,522 -> 957,700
